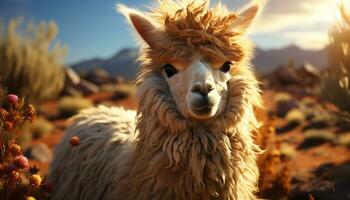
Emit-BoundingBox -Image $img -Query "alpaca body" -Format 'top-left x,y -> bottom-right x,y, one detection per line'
49,0 -> 264,199
49,105 -> 259,200
49,106 -> 137,200
49,73 -> 260,200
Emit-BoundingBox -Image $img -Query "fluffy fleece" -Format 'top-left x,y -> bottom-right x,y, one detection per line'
48,0 -> 263,199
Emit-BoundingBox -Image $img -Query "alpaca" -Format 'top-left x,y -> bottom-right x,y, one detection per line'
48,0 -> 264,199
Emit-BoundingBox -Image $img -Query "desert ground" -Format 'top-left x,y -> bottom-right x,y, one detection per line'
17,64 -> 348,200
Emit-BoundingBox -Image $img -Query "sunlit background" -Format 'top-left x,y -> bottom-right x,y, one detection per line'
1,1 -> 350,199
0,0 -> 341,63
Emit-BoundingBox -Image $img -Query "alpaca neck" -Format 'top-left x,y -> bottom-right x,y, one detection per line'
132,120 -> 238,199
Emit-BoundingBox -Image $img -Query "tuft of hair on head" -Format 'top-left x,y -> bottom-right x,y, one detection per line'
231,0 -> 266,33
116,4 -> 165,48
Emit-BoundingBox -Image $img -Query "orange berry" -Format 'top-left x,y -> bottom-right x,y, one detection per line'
10,144 -> 22,156
24,105 -> 36,122
29,174 -> 42,186
0,108 -> 7,118
4,121 -> 13,131
26,197 -> 36,200
70,136 -> 80,147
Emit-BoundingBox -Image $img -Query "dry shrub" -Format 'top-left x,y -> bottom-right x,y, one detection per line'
0,19 -> 66,103
57,96 -> 92,118
321,2 -> 350,121
255,114 -> 292,199
100,83 -> 135,99
0,86 -> 51,199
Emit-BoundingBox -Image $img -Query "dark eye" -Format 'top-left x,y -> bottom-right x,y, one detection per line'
162,64 -> 178,78
220,61 -> 232,73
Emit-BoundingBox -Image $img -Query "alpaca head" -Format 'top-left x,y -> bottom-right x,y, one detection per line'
118,0 -> 263,122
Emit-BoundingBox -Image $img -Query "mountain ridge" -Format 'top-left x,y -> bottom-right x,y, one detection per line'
71,45 -> 327,79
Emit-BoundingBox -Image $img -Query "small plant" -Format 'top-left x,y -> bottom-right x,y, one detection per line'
57,96 -> 92,118
0,89 -> 51,199
0,19 -> 66,103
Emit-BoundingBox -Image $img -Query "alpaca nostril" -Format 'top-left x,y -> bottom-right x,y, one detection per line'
191,84 -> 201,94
191,88 -> 208,97
191,83 -> 214,97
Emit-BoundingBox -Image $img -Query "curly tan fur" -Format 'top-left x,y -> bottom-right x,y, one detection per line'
48,0 -> 263,199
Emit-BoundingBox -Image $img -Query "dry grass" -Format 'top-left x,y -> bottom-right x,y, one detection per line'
321,1 -> 350,120
0,19 -> 66,103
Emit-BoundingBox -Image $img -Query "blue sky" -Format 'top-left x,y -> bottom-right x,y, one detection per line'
0,0 -> 339,64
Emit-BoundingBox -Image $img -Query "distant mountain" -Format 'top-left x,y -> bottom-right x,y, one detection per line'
71,48 -> 139,79
253,45 -> 327,74
71,45 -> 327,79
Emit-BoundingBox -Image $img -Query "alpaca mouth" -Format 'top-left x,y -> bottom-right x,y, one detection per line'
189,96 -> 216,118
190,105 -> 213,116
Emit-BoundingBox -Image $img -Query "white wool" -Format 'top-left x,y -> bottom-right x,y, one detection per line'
49,106 -> 137,200
48,0 -> 264,199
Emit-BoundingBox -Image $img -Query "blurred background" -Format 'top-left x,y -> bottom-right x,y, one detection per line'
0,0 -> 349,199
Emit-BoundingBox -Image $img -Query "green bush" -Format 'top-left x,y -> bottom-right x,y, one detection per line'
321,2 -> 350,119
0,19 -> 66,103
58,96 -> 93,118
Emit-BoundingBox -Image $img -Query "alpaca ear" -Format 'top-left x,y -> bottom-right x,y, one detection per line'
117,4 -> 163,48
231,1 -> 265,33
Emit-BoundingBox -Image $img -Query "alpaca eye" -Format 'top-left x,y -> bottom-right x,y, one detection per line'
162,64 -> 178,78
220,62 -> 232,73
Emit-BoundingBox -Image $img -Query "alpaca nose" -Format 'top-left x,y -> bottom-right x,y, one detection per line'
191,82 -> 214,97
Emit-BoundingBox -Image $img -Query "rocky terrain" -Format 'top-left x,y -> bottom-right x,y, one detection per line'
19,64 -> 349,200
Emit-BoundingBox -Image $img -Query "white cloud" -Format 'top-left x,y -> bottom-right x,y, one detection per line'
221,0 -> 341,49
283,31 -> 329,50
252,0 -> 337,33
